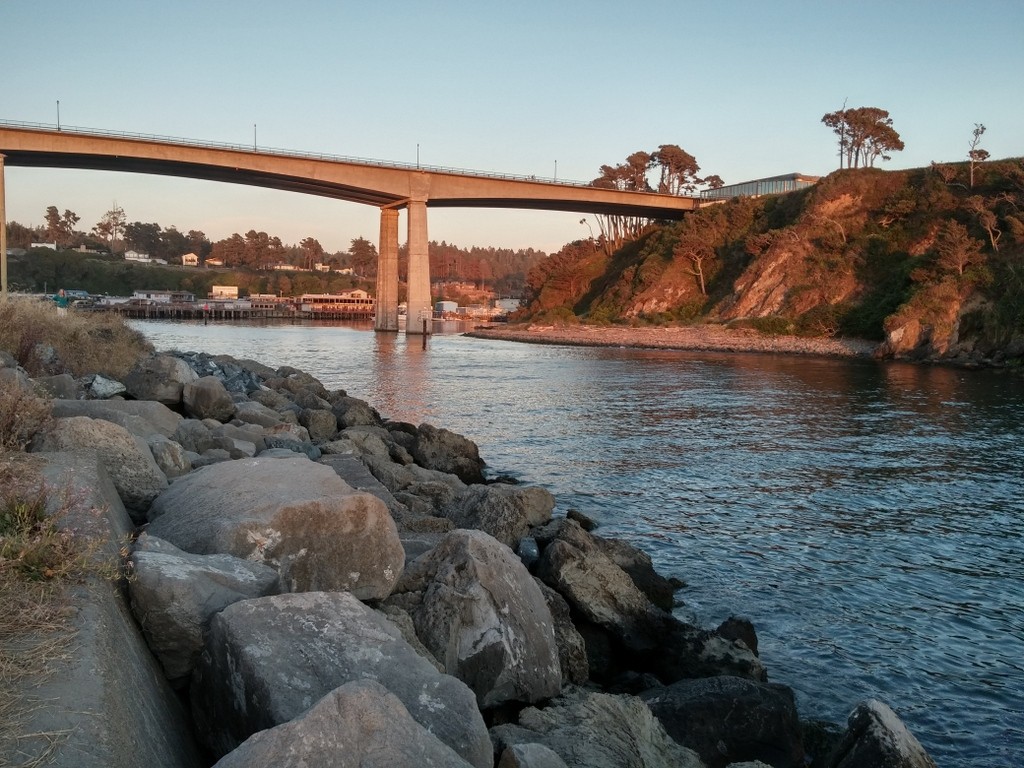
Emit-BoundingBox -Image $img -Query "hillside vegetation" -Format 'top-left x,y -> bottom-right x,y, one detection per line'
518,159 -> 1024,365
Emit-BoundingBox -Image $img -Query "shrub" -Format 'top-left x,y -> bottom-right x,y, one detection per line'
0,296 -> 152,378
0,387 -> 52,452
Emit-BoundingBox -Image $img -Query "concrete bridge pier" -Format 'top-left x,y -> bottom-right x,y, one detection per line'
374,207 -> 399,331
405,197 -> 431,335
0,154 -> 7,301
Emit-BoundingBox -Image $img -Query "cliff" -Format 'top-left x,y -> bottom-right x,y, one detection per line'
520,160 -> 1024,367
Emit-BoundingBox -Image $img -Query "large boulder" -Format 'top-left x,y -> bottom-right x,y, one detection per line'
7,453 -> 204,768
391,529 -> 562,708
441,484 -> 555,548
412,423 -> 486,484
123,353 -> 198,405
232,399 -> 284,428
827,700 -> 937,768
640,676 -> 804,768
536,580 -> 589,685
51,398 -> 184,439
146,456 -> 404,598
182,376 -> 236,422
147,434 -> 192,479
535,520 -> 764,683
192,591 -> 491,767
128,534 -> 279,683
30,415 -> 169,520
498,743 -> 569,768
491,688 -> 704,768
212,680 -> 474,768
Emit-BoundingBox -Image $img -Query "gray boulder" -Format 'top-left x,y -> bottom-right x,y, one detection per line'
232,399 -> 284,428
332,395 -> 380,428
212,679 -> 474,768
128,534 -> 279,682
146,456 -> 404,598
124,353 -> 198,405
30,416 -> 168,520
498,743 -> 569,768
183,375 -> 236,422
173,418 -> 214,454
640,676 -> 804,768
299,407 -> 338,442
491,688 -> 704,768
147,434 -> 193,478
537,580 -> 589,685
441,484 -> 555,548
392,529 -> 562,708
52,398 -> 184,439
34,372 -> 79,399
412,422 -> 486,483
88,373 -> 127,399
828,700 -> 936,768
192,591 -> 491,767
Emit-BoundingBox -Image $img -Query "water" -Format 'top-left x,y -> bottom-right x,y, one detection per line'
131,319 -> 1024,767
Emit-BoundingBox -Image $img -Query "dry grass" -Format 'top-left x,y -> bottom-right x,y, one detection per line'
0,389 -> 52,454
0,296 -> 152,379
0,458 -> 123,767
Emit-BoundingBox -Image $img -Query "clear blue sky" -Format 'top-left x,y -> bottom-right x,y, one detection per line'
3,0 -> 1022,254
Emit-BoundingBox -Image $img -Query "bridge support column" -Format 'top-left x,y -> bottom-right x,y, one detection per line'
374,207 -> 399,332
406,198 -> 431,335
0,154 -> 7,302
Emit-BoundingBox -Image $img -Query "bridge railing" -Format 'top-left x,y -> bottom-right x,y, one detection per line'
0,118 -> 613,190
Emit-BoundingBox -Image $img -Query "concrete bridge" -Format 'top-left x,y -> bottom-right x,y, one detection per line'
0,121 -> 699,330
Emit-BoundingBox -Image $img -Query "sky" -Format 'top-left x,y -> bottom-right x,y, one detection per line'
2,0 -> 1022,254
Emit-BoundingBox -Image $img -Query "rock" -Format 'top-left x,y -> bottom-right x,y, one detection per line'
441,484 -> 555,548
536,521 -> 764,683
51,398 -> 184,438
192,592 -> 491,767
9,453 -> 203,768
211,679 -> 475,768
332,395 -> 381,428
392,529 -> 562,708
491,688 -> 704,768
412,422 -> 486,483
173,418 -> 214,454
594,535 -> 680,611
232,399 -> 284,428
88,373 -> 127,399
147,434 -> 193,478
536,580 -> 589,685
128,534 -> 279,683
183,376 -> 236,422
30,415 -> 168,520
566,508 -> 597,531
717,616 -> 759,655
498,743 -> 570,768
123,353 -> 198,405
640,676 -> 804,768
145,456 -> 404,598
259,435 -> 321,459
827,700 -> 937,768
34,372 -> 79,399
299,407 -> 338,442
318,454 -> 406,518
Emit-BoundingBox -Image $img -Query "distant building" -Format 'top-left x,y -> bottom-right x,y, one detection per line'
181,252 -> 199,267
249,293 -> 293,311
131,290 -> 195,304
205,257 -> 225,267
209,285 -> 239,299
435,300 -> 459,315
31,242 -> 57,250
271,262 -> 300,272
699,172 -> 820,201
299,289 -> 374,315
313,262 -> 332,272
124,250 -> 152,262
494,298 -> 521,314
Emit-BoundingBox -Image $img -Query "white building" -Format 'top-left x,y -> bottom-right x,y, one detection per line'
124,250 -> 152,263
181,252 -> 199,267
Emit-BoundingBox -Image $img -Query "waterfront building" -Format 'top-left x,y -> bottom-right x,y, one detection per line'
699,172 -> 820,201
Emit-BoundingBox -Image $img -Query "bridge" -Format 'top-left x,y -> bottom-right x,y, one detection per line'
0,121 -> 699,331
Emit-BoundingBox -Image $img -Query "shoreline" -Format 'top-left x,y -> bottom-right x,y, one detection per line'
466,322 -> 880,359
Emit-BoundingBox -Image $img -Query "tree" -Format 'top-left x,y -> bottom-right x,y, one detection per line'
123,221 -> 162,255
300,237 -> 325,270
935,220 -> 984,277
92,205 -> 126,251
822,106 -> 904,168
651,144 -> 701,195
673,235 -> 715,296
968,124 -> 989,188
348,237 -> 378,277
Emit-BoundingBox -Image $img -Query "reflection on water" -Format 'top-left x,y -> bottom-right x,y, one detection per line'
131,320 -> 1023,768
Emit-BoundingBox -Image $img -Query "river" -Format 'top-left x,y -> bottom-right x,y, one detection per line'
130,319 -> 1023,767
